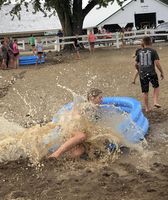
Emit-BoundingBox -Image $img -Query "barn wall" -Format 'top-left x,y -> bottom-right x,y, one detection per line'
98,0 -> 168,28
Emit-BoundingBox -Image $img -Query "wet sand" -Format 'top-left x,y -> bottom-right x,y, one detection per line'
0,45 -> 168,200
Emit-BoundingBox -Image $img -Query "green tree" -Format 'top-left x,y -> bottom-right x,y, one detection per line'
0,0 -> 127,36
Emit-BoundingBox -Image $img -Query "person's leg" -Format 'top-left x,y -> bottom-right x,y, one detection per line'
153,87 -> 161,107
9,55 -> 14,68
143,92 -> 150,112
13,57 -> 16,68
150,74 -> 161,107
89,43 -> 92,53
39,54 -> 42,64
76,50 -> 80,59
32,46 -> 36,55
16,55 -> 19,68
140,76 -> 150,112
69,144 -> 85,158
2,60 -> 7,69
48,131 -> 87,159
36,56 -> 39,66
91,44 -> 95,53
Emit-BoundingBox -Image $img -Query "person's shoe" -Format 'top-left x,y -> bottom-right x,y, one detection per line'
106,143 -> 117,153
80,152 -> 89,160
154,104 -> 161,108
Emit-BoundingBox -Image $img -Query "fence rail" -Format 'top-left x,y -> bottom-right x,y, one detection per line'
16,28 -> 168,52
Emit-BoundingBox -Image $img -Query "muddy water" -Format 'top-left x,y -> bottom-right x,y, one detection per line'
0,97 -> 139,164
0,46 -> 168,200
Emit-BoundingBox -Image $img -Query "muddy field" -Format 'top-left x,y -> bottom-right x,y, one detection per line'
0,44 -> 168,200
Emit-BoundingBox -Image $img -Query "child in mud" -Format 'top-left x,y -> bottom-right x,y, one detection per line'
48,88 -> 104,159
48,88 -> 124,159
135,36 -> 164,112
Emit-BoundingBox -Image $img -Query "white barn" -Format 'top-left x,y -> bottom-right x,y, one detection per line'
97,0 -> 168,31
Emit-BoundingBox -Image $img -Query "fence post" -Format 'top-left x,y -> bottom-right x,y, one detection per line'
45,38 -> 48,46
116,32 -> 120,49
22,40 -> 25,50
145,27 -> 148,35
54,36 -> 60,52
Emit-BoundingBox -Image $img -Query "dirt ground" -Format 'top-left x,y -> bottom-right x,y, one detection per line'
0,44 -> 168,200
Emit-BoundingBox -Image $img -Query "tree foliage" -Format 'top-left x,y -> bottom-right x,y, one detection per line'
1,0 -> 167,36
160,0 -> 168,4
0,0 -> 127,35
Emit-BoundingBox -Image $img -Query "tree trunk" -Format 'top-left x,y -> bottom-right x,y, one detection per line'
53,0 -> 98,50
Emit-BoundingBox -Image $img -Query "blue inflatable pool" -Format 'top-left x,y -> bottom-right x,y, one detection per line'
19,55 -> 45,65
52,96 -> 149,143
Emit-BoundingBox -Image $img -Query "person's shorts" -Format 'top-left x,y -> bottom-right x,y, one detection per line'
89,42 -> 95,46
14,52 -> 19,57
31,44 -> 35,47
140,73 -> 159,93
75,46 -> 80,51
37,52 -> 43,55
8,51 -> 14,58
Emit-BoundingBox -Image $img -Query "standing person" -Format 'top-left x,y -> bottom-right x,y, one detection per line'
29,34 -> 36,55
132,42 -> 144,84
135,36 -> 164,112
120,27 -> 125,46
35,38 -> 44,66
73,34 -> 81,59
88,30 -> 96,54
7,37 -> 15,68
56,30 -> 63,50
3,37 -> 11,68
0,42 -> 3,69
13,39 -> 20,69
0,40 -> 8,70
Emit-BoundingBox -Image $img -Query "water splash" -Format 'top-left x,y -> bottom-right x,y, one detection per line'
0,84 -> 148,165
13,87 -> 37,117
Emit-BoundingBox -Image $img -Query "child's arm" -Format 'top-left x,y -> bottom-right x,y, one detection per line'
73,42 -> 76,49
155,60 -> 164,80
135,62 -> 139,71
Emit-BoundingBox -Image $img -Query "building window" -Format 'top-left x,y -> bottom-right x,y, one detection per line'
140,0 -> 144,3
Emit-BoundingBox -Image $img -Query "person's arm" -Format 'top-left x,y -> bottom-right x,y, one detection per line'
135,54 -> 139,71
155,60 -> 164,80
134,62 -> 139,71
153,50 -> 164,80
73,40 -> 76,49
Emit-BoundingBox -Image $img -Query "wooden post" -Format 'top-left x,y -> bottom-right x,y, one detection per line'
22,40 -> 25,50
116,32 -> 120,49
54,36 -> 60,52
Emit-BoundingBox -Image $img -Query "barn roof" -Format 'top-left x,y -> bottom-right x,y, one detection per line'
0,4 -> 61,35
97,0 -> 168,27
